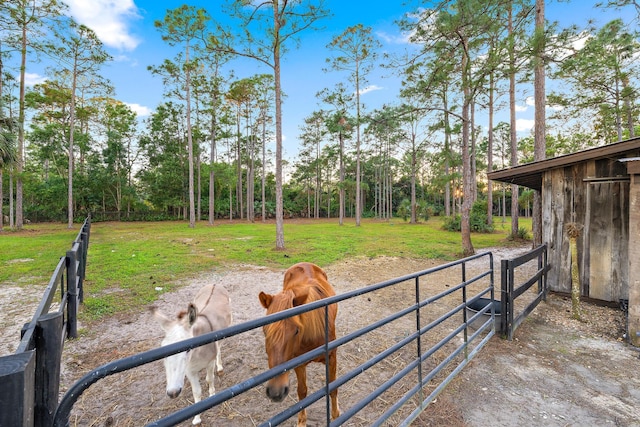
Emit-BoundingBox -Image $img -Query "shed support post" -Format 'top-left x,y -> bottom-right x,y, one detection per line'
623,159 -> 640,347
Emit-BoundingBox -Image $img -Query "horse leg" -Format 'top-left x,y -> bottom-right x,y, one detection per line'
186,368 -> 203,425
329,349 -> 340,420
294,365 -> 308,427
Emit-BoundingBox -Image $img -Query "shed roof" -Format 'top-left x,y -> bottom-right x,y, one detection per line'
487,137 -> 640,191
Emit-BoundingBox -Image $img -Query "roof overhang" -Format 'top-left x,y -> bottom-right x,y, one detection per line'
487,138 -> 640,191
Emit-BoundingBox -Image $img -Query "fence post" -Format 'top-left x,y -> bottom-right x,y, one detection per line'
34,312 -> 64,427
78,232 -> 87,303
66,249 -> 78,339
500,259 -> 508,337
0,351 -> 36,427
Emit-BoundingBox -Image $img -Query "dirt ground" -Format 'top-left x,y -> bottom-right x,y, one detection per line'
2,245 -> 639,426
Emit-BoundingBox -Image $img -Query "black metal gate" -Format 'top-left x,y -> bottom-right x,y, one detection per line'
501,244 -> 550,340
54,251 -> 500,427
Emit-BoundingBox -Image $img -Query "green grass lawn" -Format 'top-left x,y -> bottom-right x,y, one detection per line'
0,216 -> 531,319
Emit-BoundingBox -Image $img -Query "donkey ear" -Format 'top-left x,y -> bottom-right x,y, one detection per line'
292,288 -> 309,307
187,303 -> 198,326
151,306 -> 172,330
259,291 -> 273,309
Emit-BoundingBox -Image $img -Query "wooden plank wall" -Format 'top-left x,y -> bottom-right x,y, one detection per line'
586,180 -> 629,301
543,158 -> 630,302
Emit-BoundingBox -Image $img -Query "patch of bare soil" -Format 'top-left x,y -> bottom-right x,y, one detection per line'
0,282 -> 49,355
2,245 -> 638,426
431,293 -> 639,427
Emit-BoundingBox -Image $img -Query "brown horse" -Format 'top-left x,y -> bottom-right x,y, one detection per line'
258,262 -> 340,427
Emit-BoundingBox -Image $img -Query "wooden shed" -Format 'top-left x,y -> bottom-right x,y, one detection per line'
488,137 -> 640,346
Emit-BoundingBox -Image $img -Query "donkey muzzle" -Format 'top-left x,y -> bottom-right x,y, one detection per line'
167,387 -> 182,399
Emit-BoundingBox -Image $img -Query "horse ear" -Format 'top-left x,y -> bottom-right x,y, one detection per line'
187,303 -> 197,325
292,288 -> 309,307
259,291 -> 273,309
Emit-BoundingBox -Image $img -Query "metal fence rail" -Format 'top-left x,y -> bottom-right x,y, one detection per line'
0,217 -> 91,427
54,250 -> 499,427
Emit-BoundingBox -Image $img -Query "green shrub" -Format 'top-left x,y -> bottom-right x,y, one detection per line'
396,199 -> 432,222
416,200 -> 431,222
442,200 -> 494,233
517,226 -> 531,240
442,214 -> 461,231
397,199 -> 411,221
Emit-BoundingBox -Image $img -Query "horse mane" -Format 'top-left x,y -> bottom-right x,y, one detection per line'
298,280 -> 331,343
264,290 -> 298,342
267,279 -> 333,346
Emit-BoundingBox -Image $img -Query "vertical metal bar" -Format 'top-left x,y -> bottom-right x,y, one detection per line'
324,304 -> 330,426
501,259 -> 508,338
461,262 -> 469,344
489,253 -> 495,331
414,276 -> 423,403
508,259 -> 515,341
461,262 -> 468,355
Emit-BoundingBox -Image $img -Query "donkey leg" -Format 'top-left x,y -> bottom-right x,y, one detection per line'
328,350 -> 341,420
186,369 -> 203,425
213,342 -> 224,376
205,360 -> 217,397
294,365 -> 308,427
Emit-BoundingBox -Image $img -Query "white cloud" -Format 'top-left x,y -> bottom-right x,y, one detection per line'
125,103 -> 152,117
64,0 -> 141,51
112,53 -> 130,62
525,96 -> 535,106
572,32 -> 589,51
549,31 -> 590,61
23,73 -> 47,86
376,30 -> 413,45
516,119 -> 534,132
359,85 -> 384,95
515,104 -> 528,112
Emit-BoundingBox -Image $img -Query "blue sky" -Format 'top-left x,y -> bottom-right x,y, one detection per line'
59,0 -> 412,158
23,1 -> 630,157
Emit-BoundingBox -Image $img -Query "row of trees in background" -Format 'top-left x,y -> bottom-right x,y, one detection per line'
1,0 -> 639,254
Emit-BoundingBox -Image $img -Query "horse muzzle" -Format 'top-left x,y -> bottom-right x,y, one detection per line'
266,384 -> 289,402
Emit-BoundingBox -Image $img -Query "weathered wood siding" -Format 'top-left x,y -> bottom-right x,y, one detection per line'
586,180 -> 629,301
542,158 -> 629,302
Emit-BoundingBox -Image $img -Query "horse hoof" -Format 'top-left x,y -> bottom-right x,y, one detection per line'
216,368 -> 224,376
